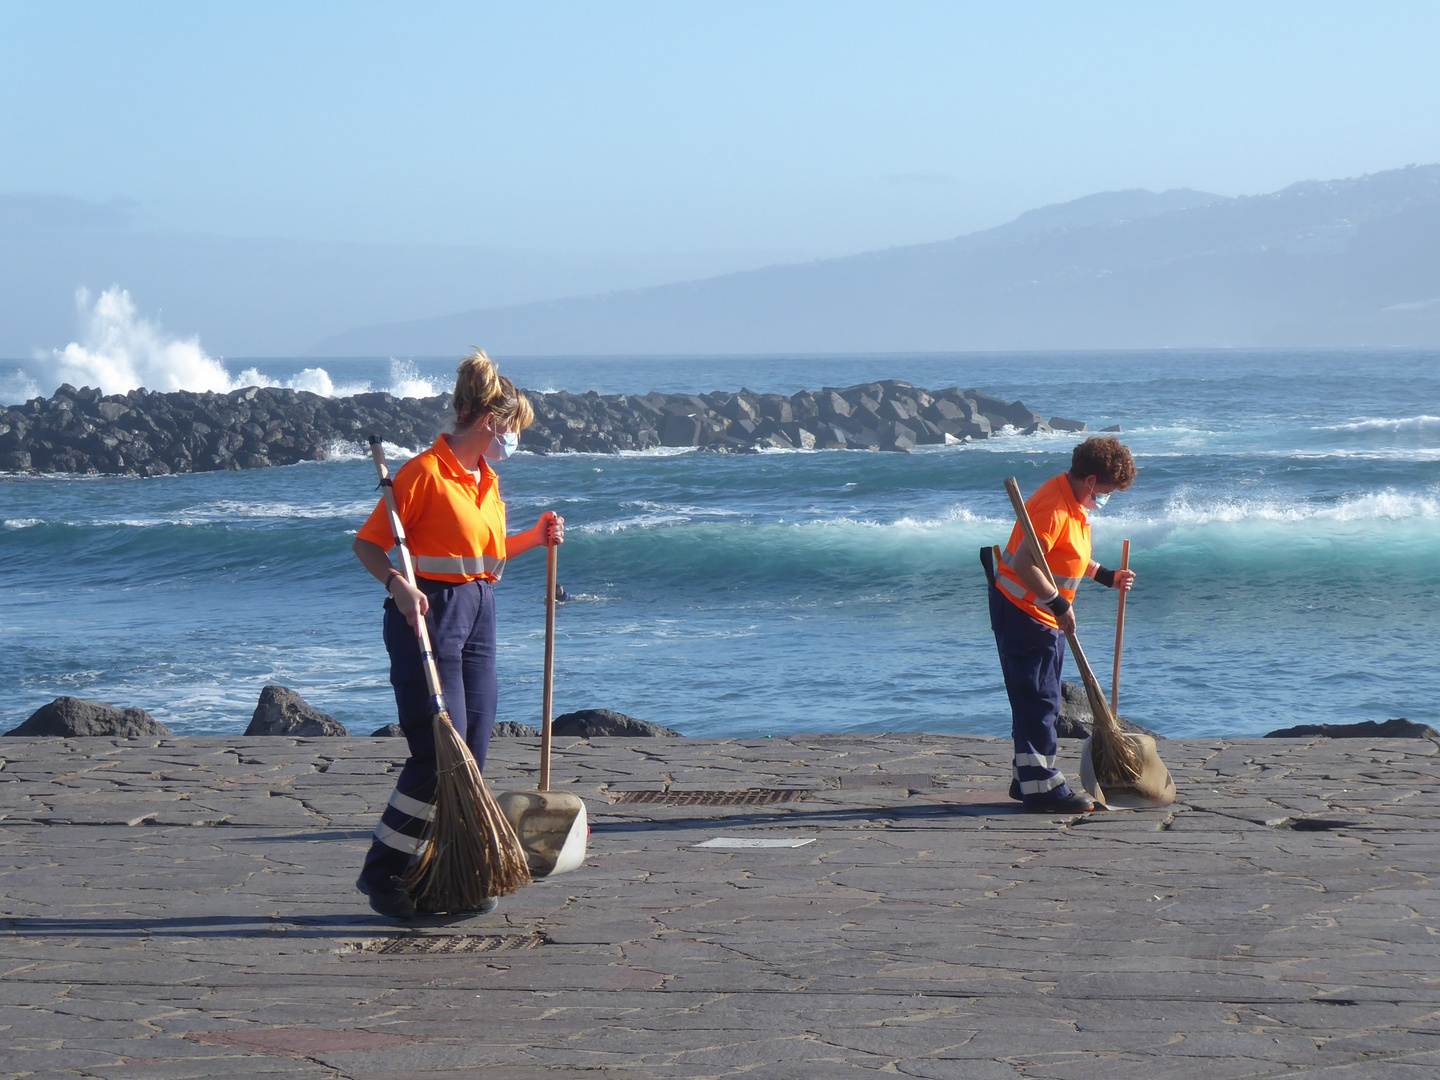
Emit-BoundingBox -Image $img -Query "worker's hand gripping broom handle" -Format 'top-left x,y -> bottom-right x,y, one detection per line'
369,437 -> 448,715
540,541 -> 557,792
1111,539 -> 1130,713
1002,478 -> 1124,734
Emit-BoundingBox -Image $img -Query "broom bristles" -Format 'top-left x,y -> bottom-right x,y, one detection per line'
1083,677 -> 1144,787
402,710 -> 532,912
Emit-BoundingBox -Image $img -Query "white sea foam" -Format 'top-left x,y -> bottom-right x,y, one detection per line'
1316,415 -> 1440,433
2,288 -> 448,404
33,287 -> 236,397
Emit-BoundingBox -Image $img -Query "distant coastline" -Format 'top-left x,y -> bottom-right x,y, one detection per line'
0,380 -> 1090,476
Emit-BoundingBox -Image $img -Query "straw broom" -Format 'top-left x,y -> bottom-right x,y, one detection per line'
1003,478 -> 1142,787
369,437 -> 531,911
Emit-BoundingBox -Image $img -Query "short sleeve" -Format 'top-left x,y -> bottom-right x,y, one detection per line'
355,459 -> 430,550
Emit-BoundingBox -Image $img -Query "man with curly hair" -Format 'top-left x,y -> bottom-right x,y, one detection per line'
982,437 -> 1137,813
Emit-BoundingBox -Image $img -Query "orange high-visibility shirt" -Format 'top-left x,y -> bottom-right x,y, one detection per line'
357,436 -> 508,583
994,473 -> 1091,629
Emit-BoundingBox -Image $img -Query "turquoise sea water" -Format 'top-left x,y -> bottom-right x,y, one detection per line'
2,349 -> 1437,737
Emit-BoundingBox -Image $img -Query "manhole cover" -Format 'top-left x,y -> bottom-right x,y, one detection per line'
837,773 -> 938,789
613,789 -> 810,806
363,932 -> 548,955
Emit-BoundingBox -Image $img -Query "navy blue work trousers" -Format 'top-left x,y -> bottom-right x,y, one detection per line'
360,579 -> 498,889
988,583 -> 1075,804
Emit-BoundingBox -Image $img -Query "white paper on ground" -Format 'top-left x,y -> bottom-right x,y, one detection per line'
696,836 -> 816,849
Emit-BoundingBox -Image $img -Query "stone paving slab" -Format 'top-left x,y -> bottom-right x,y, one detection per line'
2,733 -> 1439,1078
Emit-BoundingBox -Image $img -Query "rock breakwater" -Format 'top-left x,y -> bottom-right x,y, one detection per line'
1,380 -> 1086,476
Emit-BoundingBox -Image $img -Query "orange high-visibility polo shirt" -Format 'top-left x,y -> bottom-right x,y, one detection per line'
994,473 -> 1091,629
357,436 -> 508,583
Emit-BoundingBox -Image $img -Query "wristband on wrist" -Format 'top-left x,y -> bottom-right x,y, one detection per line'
383,569 -> 403,593
1043,592 -> 1072,617
1094,566 -> 1116,588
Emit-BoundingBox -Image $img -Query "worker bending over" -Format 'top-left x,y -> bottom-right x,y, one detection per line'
983,437 -> 1137,813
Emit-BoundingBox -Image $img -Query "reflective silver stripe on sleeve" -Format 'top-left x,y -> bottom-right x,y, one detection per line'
414,554 -> 507,580
1018,773 -> 1068,795
1053,575 -> 1084,591
387,789 -> 435,822
995,574 -> 1030,603
1014,753 -> 1058,769
374,821 -> 430,856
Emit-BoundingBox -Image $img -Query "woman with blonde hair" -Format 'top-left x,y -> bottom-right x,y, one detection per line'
351,349 -> 564,919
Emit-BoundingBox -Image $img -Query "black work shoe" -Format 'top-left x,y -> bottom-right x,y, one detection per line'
1023,790 -> 1096,814
1008,779 -> 1023,802
356,875 -> 416,920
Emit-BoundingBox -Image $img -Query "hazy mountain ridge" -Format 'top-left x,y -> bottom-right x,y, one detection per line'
310,165 -> 1440,354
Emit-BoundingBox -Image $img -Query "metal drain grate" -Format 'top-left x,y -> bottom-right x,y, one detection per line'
613,788 -> 810,807
365,932 -> 548,955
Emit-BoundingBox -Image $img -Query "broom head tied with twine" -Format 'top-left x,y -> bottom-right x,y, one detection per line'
401,708 -> 532,912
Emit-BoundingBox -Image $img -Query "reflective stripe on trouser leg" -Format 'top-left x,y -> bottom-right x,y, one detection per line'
988,583 -> 1073,805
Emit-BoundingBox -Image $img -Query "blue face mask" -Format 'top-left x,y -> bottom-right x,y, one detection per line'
1093,490 -> 1111,509
484,430 -> 519,462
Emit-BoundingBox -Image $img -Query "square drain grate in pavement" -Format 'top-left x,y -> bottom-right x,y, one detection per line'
613,788 -> 810,806
364,932 -> 548,955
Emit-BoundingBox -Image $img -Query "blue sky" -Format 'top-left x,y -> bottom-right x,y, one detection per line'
5,1 -> 1439,262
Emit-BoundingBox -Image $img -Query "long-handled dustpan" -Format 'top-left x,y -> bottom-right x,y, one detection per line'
1077,536 -> 1175,808
497,543 -> 588,876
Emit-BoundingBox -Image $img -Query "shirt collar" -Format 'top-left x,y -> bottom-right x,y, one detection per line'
431,435 -> 496,489
1059,473 -> 1088,518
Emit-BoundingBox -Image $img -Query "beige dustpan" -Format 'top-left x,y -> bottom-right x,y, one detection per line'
498,544 -> 588,876
1079,733 -> 1175,809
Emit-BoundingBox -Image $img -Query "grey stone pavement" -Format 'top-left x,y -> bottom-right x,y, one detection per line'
2,733 -> 1439,1079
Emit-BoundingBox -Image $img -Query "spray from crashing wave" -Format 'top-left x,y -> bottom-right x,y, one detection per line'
2,286 -> 445,404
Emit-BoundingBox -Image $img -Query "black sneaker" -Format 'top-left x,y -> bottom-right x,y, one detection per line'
356,875 -> 416,920
1023,790 -> 1096,814
1008,779 -> 1023,802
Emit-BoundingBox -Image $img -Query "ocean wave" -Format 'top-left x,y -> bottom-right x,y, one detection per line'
4,288 -> 449,403
1315,415 -> 1440,433
1110,489 -> 1440,529
321,439 -> 420,463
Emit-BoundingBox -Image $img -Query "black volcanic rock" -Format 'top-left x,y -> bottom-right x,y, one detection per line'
1055,681 -> 1161,740
492,721 -> 541,737
1,380 -> 1082,474
552,709 -> 681,738
1265,718 -> 1438,739
245,685 -> 348,737
5,697 -> 171,737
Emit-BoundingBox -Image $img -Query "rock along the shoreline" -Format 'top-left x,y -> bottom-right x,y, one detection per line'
1265,718 -> 1439,739
552,709 -> 681,738
4,696 -> 172,738
369,723 -> 404,738
1055,681 -> 1161,740
244,685 -> 348,737
0,380 -> 1086,475
492,721 -> 541,737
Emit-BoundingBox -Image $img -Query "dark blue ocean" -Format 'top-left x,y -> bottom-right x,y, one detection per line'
2,350 -> 1437,738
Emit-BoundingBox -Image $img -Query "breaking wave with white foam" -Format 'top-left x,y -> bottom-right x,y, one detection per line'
1,287 -> 446,405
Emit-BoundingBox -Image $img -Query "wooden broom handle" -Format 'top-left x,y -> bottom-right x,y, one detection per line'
1111,539 -> 1130,713
369,437 -> 447,708
539,541 -> 558,792
1002,477 -> 1111,711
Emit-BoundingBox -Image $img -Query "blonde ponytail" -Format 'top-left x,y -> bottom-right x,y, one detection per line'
452,348 -> 534,432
